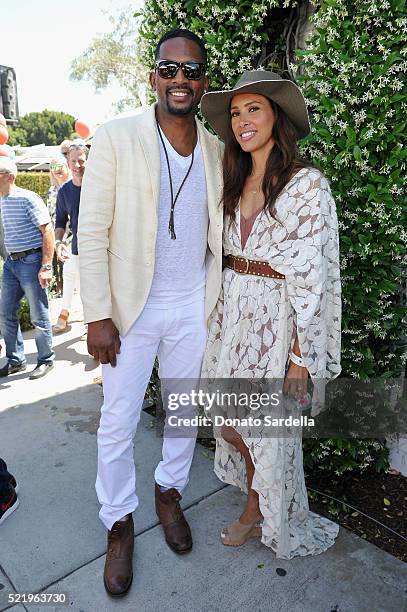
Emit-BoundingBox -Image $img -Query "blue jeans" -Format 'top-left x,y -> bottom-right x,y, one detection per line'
0,253 -> 55,366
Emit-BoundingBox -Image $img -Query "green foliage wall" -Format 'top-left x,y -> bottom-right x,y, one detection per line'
139,0 -> 285,90
15,172 -> 50,203
297,0 -> 406,379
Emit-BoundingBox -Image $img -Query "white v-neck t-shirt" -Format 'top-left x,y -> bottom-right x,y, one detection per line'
146,128 -> 208,307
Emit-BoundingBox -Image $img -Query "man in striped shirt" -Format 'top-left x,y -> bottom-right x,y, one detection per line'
0,157 -> 55,379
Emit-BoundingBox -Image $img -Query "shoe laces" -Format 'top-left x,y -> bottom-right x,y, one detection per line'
166,489 -> 183,521
168,489 -> 181,502
107,522 -> 125,558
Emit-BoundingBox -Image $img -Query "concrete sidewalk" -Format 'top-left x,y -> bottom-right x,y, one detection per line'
0,307 -> 406,612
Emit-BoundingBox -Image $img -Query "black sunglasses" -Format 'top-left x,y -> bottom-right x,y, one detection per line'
155,60 -> 206,81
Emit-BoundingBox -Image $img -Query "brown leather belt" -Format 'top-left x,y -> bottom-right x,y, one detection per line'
225,255 -> 285,279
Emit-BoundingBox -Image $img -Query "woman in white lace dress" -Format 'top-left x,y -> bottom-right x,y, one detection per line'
200,71 -> 341,558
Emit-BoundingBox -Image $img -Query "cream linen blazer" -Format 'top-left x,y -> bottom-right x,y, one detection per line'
77,104 -> 224,337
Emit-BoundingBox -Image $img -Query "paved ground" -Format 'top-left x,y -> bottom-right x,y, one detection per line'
0,297 -> 406,611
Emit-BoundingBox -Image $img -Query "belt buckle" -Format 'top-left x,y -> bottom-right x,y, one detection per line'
234,256 -> 249,274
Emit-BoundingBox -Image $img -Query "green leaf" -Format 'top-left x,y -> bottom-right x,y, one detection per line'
345,127 -> 356,143
353,146 -> 362,162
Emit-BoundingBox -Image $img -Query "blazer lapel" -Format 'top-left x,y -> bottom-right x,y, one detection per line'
137,104 -> 161,214
137,110 -> 222,248
197,119 -> 223,251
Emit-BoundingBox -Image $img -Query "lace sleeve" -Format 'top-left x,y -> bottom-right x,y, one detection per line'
272,169 -> 341,380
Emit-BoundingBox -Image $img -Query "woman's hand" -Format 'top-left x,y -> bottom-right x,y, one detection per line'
283,360 -> 309,403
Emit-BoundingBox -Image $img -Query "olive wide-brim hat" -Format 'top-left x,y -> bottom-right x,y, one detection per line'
201,70 -> 311,141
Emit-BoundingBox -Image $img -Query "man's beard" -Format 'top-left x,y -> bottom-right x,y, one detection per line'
166,100 -> 196,115
166,89 -> 196,116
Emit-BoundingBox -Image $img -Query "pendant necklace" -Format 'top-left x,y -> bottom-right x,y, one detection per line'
156,119 -> 195,240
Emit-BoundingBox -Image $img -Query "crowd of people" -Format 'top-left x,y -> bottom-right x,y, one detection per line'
0,139 -> 87,523
0,28 -> 341,598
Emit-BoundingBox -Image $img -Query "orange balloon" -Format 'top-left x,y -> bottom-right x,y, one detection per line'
0,114 -> 6,127
74,119 -> 90,139
0,125 -> 8,145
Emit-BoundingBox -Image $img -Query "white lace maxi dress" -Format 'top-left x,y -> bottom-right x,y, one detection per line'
202,167 -> 342,559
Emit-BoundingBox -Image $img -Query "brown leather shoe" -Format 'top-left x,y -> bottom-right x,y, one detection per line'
155,484 -> 192,554
103,514 -> 134,597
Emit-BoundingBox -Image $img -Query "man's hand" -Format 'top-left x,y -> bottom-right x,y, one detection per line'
38,268 -> 53,289
56,242 -> 70,262
87,319 -> 121,367
283,361 -> 309,402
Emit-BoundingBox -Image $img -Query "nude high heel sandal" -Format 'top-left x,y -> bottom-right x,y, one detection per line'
53,311 -> 69,333
221,520 -> 262,546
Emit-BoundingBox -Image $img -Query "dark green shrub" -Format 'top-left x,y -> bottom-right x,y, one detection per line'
15,172 -> 50,203
297,0 -> 406,379
303,438 -> 389,476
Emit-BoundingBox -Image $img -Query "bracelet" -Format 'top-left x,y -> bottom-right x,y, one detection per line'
289,351 -> 304,367
40,264 -> 52,271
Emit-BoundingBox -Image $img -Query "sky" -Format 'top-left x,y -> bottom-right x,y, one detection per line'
1,1 -> 142,126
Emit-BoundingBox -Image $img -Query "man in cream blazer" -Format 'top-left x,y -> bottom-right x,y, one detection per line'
78,29 -> 223,596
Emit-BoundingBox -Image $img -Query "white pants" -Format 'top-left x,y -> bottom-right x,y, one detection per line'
96,300 -> 207,530
61,253 -> 80,312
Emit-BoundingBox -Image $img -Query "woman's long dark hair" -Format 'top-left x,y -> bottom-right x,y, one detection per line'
222,98 -> 313,220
